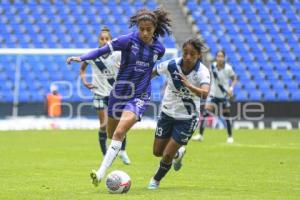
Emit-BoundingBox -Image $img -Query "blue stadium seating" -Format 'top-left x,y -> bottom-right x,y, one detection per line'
186,0 -> 300,101
0,0 -> 176,102
1,1 -> 299,103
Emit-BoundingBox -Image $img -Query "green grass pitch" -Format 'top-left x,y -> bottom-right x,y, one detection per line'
0,129 -> 299,200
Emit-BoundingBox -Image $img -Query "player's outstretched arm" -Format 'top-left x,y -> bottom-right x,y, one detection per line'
67,45 -> 111,64
80,45 -> 111,61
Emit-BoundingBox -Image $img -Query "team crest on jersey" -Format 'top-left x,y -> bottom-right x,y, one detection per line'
131,43 -> 139,55
192,73 -> 199,81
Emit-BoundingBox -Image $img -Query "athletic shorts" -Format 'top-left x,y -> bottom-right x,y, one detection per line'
107,95 -> 150,121
155,112 -> 199,145
93,94 -> 109,110
207,96 -> 231,109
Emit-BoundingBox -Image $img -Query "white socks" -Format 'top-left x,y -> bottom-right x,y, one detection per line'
118,150 -> 125,156
96,140 -> 122,180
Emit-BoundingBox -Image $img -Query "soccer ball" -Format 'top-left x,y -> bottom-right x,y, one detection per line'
105,170 -> 131,194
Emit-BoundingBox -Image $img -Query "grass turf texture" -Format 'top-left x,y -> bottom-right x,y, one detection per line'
0,129 -> 299,200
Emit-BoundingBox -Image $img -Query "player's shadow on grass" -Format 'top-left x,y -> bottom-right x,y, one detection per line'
132,185 -> 204,194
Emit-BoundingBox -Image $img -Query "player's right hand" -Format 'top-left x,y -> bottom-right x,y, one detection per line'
67,56 -> 82,64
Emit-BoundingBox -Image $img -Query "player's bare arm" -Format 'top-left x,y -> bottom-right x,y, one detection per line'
228,75 -> 237,97
79,62 -> 97,90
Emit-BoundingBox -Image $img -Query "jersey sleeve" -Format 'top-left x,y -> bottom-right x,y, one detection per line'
108,34 -> 131,52
227,64 -> 236,78
156,60 -> 169,76
84,60 -> 91,65
80,45 -> 111,61
199,66 -> 211,86
157,46 -> 166,60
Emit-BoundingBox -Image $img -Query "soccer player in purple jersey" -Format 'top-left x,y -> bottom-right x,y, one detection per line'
79,27 -> 130,164
67,7 -> 172,186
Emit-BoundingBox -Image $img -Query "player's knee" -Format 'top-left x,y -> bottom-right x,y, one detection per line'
112,130 -> 125,141
107,133 -> 113,139
153,149 -> 163,157
99,126 -> 106,133
162,153 -> 173,163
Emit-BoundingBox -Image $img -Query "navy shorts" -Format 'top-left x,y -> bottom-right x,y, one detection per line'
155,112 -> 199,145
93,94 -> 109,110
207,96 -> 231,109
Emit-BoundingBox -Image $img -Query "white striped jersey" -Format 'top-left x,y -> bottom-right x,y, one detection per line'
84,51 -> 121,97
209,61 -> 235,98
156,58 -> 210,119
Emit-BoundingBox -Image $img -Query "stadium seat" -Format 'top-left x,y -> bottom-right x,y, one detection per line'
0,0 -> 176,103
1,1 -> 300,102
185,1 -> 300,101
249,91 -> 262,101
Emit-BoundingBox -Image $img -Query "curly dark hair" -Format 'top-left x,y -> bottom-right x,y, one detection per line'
182,38 -> 206,54
129,7 -> 172,38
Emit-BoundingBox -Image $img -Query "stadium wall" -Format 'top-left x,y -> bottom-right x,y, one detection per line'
0,102 -> 299,129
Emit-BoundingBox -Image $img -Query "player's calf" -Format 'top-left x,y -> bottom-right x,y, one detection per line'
173,146 -> 186,171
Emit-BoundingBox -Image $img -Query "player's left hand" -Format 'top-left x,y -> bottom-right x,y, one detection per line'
67,56 -> 81,64
178,73 -> 191,88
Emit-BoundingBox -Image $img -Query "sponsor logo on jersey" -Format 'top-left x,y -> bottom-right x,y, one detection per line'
135,61 -> 149,71
172,87 -> 194,99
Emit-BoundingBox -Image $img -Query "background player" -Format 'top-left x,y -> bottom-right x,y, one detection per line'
79,27 -> 130,164
148,38 -> 210,189
67,7 -> 172,187
192,50 -> 237,143
45,84 -> 61,118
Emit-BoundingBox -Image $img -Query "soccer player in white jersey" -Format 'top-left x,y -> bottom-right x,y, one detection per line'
148,38 -> 210,189
192,50 -> 237,143
80,27 -> 130,164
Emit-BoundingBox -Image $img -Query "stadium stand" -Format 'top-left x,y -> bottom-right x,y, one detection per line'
0,0 -> 299,103
185,0 -> 300,101
0,0 -> 176,102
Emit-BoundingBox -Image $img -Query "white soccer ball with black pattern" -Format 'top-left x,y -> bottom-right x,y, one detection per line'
105,170 -> 131,194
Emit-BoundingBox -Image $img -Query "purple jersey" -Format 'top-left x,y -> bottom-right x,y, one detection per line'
80,32 -> 165,99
